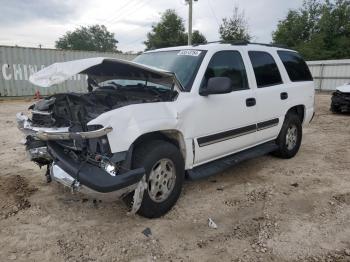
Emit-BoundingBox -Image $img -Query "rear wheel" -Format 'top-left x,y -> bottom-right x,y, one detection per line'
273,113 -> 302,159
123,140 -> 184,218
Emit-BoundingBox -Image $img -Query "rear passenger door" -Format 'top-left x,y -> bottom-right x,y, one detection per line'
276,50 -> 314,117
248,51 -> 286,142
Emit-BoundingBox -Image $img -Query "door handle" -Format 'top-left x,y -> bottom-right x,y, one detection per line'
246,98 -> 256,107
281,92 -> 288,100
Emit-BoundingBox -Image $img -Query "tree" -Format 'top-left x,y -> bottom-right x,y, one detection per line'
191,30 -> 207,45
55,25 -> 120,52
144,9 -> 187,50
273,0 -> 350,60
219,6 -> 251,42
144,9 -> 207,49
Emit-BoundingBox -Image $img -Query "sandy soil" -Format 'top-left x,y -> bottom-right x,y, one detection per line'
0,94 -> 349,262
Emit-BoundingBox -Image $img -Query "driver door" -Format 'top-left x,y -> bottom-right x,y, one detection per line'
192,50 -> 257,165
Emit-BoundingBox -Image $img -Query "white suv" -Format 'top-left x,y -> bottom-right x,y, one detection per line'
17,42 -> 315,218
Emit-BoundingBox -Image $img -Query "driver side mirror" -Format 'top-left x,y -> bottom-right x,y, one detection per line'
199,77 -> 233,96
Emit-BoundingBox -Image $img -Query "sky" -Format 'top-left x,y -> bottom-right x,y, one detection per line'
0,0 -> 304,52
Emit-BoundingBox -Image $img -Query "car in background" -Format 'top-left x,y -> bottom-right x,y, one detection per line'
331,83 -> 350,113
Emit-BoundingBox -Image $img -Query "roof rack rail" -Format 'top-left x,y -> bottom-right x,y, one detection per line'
193,40 -> 289,49
248,42 -> 289,49
193,40 -> 249,46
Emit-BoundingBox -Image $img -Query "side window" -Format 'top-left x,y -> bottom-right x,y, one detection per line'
248,51 -> 283,88
277,51 -> 313,82
203,51 -> 249,91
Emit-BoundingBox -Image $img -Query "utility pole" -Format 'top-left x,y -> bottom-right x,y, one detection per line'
186,0 -> 198,46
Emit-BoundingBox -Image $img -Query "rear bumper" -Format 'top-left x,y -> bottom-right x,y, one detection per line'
48,141 -> 145,194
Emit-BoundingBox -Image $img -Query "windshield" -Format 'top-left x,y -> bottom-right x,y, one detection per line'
134,50 -> 206,91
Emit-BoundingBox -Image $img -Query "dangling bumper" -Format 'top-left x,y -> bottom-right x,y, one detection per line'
47,141 -> 145,195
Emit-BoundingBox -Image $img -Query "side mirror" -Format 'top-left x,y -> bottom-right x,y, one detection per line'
199,77 -> 233,96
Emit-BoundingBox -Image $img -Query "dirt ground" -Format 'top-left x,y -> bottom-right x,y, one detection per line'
0,94 -> 349,262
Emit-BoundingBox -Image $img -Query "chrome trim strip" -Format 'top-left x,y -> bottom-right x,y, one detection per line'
198,129 -> 257,147
257,118 -> 279,131
35,126 -> 113,141
256,123 -> 279,131
197,118 -> 280,147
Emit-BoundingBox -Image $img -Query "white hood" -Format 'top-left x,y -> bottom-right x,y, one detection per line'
29,57 -> 183,90
336,83 -> 350,93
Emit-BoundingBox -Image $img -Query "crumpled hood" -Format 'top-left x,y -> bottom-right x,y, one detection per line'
29,57 -> 183,90
336,83 -> 350,93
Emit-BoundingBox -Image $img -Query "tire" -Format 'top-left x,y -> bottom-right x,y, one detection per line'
330,102 -> 341,113
273,113 -> 302,159
123,140 -> 185,218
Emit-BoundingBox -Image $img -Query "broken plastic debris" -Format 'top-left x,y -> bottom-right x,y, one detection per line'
208,218 -> 218,229
142,227 -> 152,237
128,175 -> 147,215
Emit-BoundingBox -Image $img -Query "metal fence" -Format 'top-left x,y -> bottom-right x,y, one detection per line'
307,59 -> 350,91
0,46 -> 136,97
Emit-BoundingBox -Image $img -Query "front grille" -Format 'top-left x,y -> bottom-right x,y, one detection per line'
54,125 -> 111,155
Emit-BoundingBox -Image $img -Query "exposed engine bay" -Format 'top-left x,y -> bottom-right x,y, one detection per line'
29,83 -> 177,129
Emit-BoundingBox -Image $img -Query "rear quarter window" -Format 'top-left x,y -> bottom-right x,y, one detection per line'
277,51 -> 313,82
248,51 -> 283,88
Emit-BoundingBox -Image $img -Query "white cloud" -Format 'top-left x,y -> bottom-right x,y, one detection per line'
0,0 -> 304,52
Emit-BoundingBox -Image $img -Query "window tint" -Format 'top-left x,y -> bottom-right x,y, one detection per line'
277,51 -> 313,82
203,51 -> 249,91
248,51 -> 283,88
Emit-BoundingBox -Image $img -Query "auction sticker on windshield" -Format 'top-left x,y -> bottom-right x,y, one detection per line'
177,50 -> 202,56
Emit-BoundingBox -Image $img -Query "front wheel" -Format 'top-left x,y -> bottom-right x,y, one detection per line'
124,140 -> 184,218
273,114 -> 302,159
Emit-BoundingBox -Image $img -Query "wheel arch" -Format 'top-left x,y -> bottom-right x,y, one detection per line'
132,130 -> 187,162
286,105 -> 305,124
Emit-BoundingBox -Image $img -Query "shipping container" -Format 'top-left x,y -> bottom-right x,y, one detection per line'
307,59 -> 350,91
0,46 -> 136,97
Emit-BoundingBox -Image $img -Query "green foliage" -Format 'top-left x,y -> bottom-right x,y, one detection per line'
55,25 -> 120,52
191,30 -> 208,45
144,9 -> 207,50
144,9 -> 187,50
219,6 -> 251,42
273,0 -> 350,60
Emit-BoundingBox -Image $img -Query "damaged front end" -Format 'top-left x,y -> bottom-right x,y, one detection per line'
16,57 -> 180,207
331,87 -> 350,113
17,107 -> 146,202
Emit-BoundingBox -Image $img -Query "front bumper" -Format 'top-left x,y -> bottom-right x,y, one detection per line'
48,141 -> 145,194
16,112 -> 112,163
16,112 -> 113,141
51,164 -> 142,200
